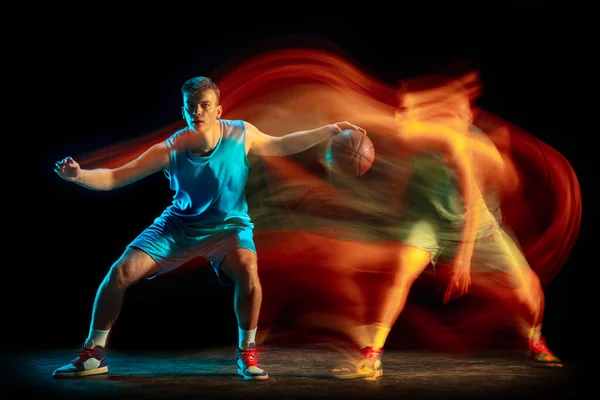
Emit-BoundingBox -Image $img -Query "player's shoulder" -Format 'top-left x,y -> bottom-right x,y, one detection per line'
166,127 -> 188,140
164,127 -> 188,149
220,118 -> 245,126
469,124 -> 497,145
219,119 -> 249,131
469,124 -> 485,135
222,119 -> 258,133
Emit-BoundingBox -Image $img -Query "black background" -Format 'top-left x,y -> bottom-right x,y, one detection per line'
11,6 -> 589,367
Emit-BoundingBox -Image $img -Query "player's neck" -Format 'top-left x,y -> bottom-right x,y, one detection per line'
187,125 -> 221,156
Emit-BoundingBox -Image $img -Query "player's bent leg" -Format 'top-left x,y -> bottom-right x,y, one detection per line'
331,245 -> 432,381
53,248 -> 160,378
469,228 -> 562,367
375,245 -> 432,328
221,249 -> 269,380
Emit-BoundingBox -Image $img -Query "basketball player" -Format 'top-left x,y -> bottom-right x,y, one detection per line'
53,76 -> 365,380
330,74 -> 563,380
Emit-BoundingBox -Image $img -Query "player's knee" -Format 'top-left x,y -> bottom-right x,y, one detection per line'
396,245 -> 431,278
224,250 -> 259,283
106,251 -> 151,288
236,257 -> 259,282
106,262 -> 136,288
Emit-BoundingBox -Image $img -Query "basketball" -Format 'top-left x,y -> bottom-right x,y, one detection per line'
325,129 -> 375,176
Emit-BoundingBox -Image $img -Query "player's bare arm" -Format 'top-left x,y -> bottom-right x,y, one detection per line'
395,120 -> 481,300
54,142 -> 170,191
244,121 -> 365,156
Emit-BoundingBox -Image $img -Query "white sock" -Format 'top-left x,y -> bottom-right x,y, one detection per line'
86,328 -> 110,348
239,327 -> 257,349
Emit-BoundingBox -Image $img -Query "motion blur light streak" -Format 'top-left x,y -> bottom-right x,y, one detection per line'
73,46 -> 581,350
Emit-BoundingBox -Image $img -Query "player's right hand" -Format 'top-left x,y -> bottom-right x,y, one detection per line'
443,255 -> 472,304
443,265 -> 471,304
54,156 -> 81,182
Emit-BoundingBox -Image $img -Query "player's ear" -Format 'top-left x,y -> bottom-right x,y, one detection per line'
216,104 -> 223,118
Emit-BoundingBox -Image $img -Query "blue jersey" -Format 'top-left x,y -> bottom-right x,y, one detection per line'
161,119 -> 253,230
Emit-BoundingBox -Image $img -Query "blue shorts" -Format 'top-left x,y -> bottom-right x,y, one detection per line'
127,214 -> 256,286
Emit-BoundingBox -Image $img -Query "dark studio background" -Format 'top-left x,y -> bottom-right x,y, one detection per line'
10,7 -> 588,370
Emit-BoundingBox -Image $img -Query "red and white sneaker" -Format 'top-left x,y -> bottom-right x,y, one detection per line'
530,336 -> 563,367
236,343 -> 268,380
331,346 -> 383,381
53,339 -> 108,378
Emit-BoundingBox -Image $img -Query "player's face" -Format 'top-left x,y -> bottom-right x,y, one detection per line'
182,89 -> 223,133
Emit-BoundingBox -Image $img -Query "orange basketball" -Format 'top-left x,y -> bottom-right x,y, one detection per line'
325,129 -> 375,176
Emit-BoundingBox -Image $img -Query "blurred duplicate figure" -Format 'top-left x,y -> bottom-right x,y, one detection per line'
331,72 -> 563,380
53,76 -> 365,380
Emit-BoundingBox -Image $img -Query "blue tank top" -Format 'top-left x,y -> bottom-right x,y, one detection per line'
161,119 -> 253,230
